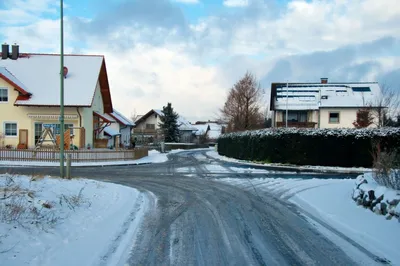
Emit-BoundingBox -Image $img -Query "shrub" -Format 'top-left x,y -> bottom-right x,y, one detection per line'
371,140 -> 400,189
217,127 -> 400,167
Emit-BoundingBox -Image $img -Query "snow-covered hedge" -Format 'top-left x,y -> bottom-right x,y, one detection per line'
217,127 -> 400,167
352,173 -> 400,221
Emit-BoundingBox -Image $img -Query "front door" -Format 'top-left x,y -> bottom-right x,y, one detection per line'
19,129 -> 28,147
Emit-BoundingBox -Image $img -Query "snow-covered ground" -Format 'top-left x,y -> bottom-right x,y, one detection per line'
0,174 -> 151,266
216,176 -> 400,264
0,149 -> 169,167
207,150 -> 371,174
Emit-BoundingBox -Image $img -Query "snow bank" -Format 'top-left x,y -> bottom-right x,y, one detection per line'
206,150 -> 369,174
352,172 -> 400,220
0,149 -> 169,167
0,174 -> 150,266
216,176 -> 400,264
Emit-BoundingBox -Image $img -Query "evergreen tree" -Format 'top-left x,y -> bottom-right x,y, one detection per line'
159,103 -> 180,142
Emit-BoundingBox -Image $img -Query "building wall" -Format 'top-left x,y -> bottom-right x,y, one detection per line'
81,80 -> 104,147
120,126 -> 132,146
136,113 -> 162,130
320,108 -> 356,128
0,78 -> 85,148
320,108 -> 378,128
105,122 -> 120,148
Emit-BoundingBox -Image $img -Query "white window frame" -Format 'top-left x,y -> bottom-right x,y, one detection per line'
3,121 -> 18,137
0,87 -> 8,103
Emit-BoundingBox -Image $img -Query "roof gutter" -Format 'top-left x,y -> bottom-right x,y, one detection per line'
76,107 -> 82,127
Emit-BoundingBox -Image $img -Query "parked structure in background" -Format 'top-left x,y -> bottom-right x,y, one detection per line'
107,110 -> 135,148
133,109 -> 197,144
192,121 -> 226,145
0,43 -> 134,149
269,78 -> 384,128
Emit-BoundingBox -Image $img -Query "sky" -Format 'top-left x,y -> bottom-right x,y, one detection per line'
0,0 -> 399,122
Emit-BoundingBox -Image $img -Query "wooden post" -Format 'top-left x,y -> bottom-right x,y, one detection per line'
66,154 -> 72,179
115,135 -> 120,151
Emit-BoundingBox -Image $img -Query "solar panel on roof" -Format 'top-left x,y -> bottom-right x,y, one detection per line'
352,87 -> 371,92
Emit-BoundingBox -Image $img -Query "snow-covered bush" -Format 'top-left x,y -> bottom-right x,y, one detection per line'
218,127 -> 400,167
352,173 -> 400,221
371,141 -> 400,190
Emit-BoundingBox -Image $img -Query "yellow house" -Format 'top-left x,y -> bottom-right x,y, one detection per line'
0,43 -> 116,149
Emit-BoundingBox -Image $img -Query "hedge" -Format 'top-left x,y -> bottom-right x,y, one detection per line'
217,128 -> 400,168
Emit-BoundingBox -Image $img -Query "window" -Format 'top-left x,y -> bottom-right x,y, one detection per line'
283,111 -> 308,122
146,124 -> 155,130
43,123 -> 74,135
4,123 -> 17,136
0,88 -> 8,102
329,112 -> 340,123
35,123 -> 43,144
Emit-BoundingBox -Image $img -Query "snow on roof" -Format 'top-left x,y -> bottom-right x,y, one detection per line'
191,123 -> 223,138
0,67 -> 29,94
153,109 -> 163,116
192,124 -> 209,136
104,126 -> 121,136
0,54 -> 104,106
273,82 -> 383,110
149,109 -> 197,131
94,111 -> 116,123
177,116 -> 197,131
110,110 -> 134,126
208,123 -> 223,139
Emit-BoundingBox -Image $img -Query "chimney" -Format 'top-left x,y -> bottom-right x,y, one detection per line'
321,78 -> 328,84
11,43 -> 19,60
2,43 -> 9,59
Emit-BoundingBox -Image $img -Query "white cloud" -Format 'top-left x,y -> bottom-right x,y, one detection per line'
83,42 -> 226,122
1,0 -> 400,121
174,0 -> 200,4
223,0 -> 249,7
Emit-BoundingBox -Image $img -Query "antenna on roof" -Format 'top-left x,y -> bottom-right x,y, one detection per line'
63,66 -> 68,78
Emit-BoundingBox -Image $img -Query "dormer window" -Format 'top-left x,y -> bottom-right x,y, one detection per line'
0,88 -> 8,102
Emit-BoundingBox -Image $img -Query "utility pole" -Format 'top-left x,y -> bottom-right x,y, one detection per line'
59,0 -> 65,178
285,81 -> 289,128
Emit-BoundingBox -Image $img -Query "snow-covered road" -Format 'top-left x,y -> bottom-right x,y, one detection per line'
1,149 -> 397,265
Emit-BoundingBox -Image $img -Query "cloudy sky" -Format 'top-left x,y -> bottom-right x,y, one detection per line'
0,0 -> 399,122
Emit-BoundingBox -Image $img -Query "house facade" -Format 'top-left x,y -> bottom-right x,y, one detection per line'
270,78 -> 382,128
0,43 -> 117,149
192,121 -> 226,144
108,110 -> 135,148
133,109 -> 197,143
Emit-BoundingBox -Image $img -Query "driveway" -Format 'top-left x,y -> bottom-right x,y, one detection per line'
1,150 -> 364,265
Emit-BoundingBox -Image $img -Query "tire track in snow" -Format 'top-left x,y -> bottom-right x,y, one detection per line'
97,192 -> 151,266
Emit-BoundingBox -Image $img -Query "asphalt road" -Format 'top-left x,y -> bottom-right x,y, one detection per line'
0,150 -> 369,265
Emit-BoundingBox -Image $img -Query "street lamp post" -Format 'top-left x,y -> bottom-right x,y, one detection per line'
285,81 -> 288,128
59,0 -> 65,178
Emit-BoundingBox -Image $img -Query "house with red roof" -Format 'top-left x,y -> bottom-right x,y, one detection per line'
0,43 -> 128,149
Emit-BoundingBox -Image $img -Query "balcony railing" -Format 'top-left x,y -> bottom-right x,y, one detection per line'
133,128 -> 159,134
276,122 -> 317,128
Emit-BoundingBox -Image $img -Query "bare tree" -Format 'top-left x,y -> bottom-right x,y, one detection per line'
130,108 -> 137,123
220,72 -> 265,132
370,83 -> 400,127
